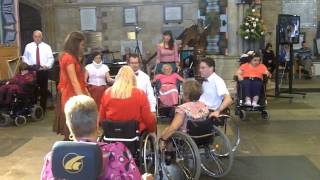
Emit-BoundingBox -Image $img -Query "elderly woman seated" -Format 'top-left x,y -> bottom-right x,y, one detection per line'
159,80 -> 209,142
41,95 -> 148,180
236,52 -> 270,107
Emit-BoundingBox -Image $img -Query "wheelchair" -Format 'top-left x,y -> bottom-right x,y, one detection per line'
99,120 -> 158,176
154,80 -> 183,121
0,81 -> 43,127
51,141 -> 103,180
158,114 -> 239,179
234,75 -> 270,121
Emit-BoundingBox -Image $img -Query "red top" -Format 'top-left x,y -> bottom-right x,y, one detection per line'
58,52 -> 87,110
99,88 -> 156,133
240,63 -> 268,80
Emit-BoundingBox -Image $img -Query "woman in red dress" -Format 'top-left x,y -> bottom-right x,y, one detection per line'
54,31 -> 89,140
99,66 -> 156,133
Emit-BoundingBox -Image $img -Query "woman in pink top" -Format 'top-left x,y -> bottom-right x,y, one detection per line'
236,52 -> 270,107
153,64 -> 184,107
155,31 -> 180,74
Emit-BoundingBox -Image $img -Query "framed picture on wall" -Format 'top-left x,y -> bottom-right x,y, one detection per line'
123,7 -> 138,26
163,5 -> 183,24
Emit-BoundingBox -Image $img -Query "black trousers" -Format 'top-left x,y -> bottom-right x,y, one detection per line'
36,69 -> 48,113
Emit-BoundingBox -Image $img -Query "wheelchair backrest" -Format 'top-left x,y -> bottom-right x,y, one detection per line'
187,118 -> 214,146
51,141 -> 102,180
101,120 -> 140,157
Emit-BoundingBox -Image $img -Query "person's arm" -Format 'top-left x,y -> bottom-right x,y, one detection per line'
66,64 -> 84,95
210,94 -> 233,118
45,45 -> 54,69
84,69 -> 89,83
174,44 -> 180,68
22,45 -> 31,65
236,68 -> 243,81
40,152 -> 53,180
160,113 -> 184,140
105,72 -> 114,84
140,92 -> 156,132
156,45 -> 161,64
98,94 -> 107,123
145,78 -> 157,113
175,73 -> 184,82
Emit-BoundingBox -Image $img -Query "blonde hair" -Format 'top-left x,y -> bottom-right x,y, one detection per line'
64,95 -> 98,138
111,65 -> 136,99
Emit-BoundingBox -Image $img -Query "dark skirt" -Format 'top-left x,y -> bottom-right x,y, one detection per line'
52,91 -> 70,139
88,85 -> 108,109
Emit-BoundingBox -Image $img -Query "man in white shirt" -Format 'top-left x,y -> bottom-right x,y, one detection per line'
199,57 -> 233,117
128,53 -> 156,114
23,30 -> 54,113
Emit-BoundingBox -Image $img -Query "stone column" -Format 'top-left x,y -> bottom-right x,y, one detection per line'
42,0 -> 56,50
227,0 -> 239,56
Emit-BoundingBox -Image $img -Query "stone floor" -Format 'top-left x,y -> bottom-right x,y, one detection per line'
1,83 -> 320,179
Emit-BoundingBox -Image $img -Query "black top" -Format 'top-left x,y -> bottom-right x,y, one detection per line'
262,50 -> 275,65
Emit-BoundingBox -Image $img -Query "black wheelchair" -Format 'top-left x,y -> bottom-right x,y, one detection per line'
158,115 -> 239,179
0,81 -> 44,127
51,141 -> 103,180
234,75 -> 270,121
99,120 -> 158,176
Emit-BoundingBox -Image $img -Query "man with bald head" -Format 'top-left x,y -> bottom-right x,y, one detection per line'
23,30 -> 54,114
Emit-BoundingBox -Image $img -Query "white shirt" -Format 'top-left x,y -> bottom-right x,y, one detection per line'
199,72 -> 229,110
85,63 -> 110,86
22,42 -> 54,68
136,70 -> 156,112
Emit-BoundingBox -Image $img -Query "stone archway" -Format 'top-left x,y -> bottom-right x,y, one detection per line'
19,1 -> 42,54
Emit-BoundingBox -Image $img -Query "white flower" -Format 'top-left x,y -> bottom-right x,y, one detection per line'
256,18 -> 259,22
246,29 -> 250,33
244,36 -> 249,39
253,23 -> 256,27
251,17 -> 255,20
261,31 -> 264,35
245,23 -> 249,26
251,29 -> 255,32
252,9 -> 256,13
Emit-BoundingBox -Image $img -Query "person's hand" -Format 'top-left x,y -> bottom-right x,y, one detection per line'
5,81 -> 10,85
42,65 -> 48,69
142,173 -> 154,180
268,60 -> 272,63
238,76 -> 244,81
209,111 -> 220,118
159,138 -> 167,151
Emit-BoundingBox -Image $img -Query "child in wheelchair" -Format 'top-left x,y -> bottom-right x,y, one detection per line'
235,51 -> 270,120
0,62 -> 42,126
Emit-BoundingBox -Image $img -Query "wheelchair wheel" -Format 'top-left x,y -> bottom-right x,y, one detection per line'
31,105 -> 44,121
14,115 -> 27,127
200,126 -> 234,178
0,114 -> 11,127
161,131 -> 201,180
140,132 -> 158,176
239,110 -> 246,121
261,110 -> 270,120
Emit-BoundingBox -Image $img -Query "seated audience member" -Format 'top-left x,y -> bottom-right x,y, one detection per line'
236,52 -> 270,107
85,50 -> 114,108
99,66 -> 156,133
153,64 -> 184,107
199,57 -> 233,117
296,41 -> 314,79
123,47 -> 131,62
262,43 -> 275,73
159,80 -> 209,144
41,95 -> 143,180
0,62 -> 35,105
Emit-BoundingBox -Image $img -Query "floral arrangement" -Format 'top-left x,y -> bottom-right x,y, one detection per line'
239,7 -> 266,41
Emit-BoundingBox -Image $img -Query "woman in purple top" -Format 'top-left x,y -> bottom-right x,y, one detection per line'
0,62 -> 35,105
155,31 -> 180,74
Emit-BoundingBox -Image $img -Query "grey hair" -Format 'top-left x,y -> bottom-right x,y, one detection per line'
64,95 -> 98,138
33,30 -> 42,36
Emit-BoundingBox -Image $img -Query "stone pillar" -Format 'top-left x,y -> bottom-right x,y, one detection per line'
42,0 -> 56,50
227,0 -> 239,56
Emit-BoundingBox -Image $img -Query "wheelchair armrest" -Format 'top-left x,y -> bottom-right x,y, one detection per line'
233,75 -> 239,81
263,74 -> 269,83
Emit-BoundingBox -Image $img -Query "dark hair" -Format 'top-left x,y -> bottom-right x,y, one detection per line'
265,43 -> 272,49
200,57 -> 215,68
19,61 -> 29,72
163,31 -> 174,50
63,31 -> 85,60
128,53 -> 142,63
183,80 -> 203,102
301,40 -> 306,46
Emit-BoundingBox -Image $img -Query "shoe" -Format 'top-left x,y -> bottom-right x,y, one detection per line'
244,97 -> 251,106
252,102 -> 260,107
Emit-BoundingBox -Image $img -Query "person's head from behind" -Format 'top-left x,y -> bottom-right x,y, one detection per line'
302,41 -> 307,48
128,53 -> 141,72
63,31 -> 86,58
33,30 -> 43,45
125,47 -> 131,55
199,57 -> 215,78
163,31 -> 174,49
183,80 -> 203,102
19,61 -> 29,73
162,64 -> 173,75
112,66 -> 136,99
64,95 -> 98,140
249,52 -> 261,67
91,50 -> 102,64
265,43 -> 272,50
